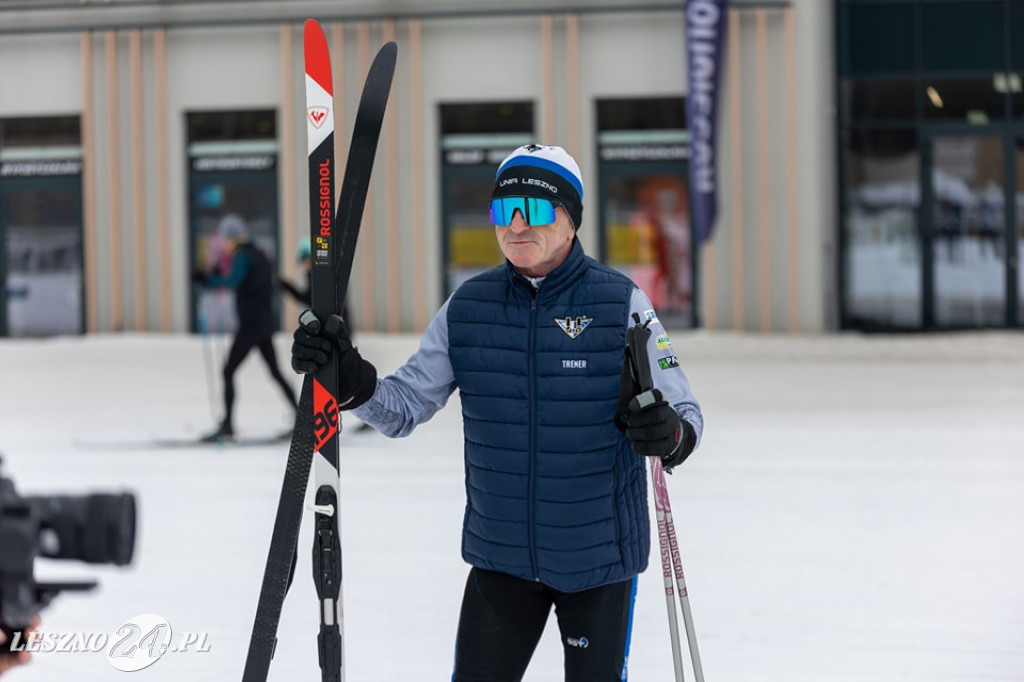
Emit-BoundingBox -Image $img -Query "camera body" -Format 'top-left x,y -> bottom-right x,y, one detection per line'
0,458 -> 136,631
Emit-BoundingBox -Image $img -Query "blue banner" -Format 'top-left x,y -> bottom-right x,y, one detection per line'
685,0 -> 727,243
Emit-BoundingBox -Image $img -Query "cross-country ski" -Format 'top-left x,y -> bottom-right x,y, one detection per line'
241,19 -> 396,682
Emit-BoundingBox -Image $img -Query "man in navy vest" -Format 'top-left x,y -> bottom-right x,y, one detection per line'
291,145 -> 703,681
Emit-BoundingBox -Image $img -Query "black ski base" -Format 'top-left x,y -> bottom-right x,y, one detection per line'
242,377 -> 317,682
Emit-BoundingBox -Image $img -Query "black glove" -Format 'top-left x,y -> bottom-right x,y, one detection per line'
291,310 -> 377,410
191,268 -> 208,286
626,388 -> 695,468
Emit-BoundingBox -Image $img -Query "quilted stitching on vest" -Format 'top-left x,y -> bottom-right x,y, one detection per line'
448,241 -> 650,592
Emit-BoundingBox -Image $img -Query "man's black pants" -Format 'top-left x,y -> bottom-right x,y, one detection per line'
452,567 -> 637,682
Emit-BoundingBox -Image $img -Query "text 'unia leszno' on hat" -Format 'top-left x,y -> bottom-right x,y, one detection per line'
492,144 -> 584,230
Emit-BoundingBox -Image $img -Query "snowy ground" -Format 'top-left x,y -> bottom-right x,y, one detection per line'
1,329 -> 1023,681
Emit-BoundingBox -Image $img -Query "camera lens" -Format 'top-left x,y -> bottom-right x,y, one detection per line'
26,493 -> 136,566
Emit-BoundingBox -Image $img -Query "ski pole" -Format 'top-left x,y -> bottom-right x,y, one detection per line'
651,453 -> 686,682
197,285 -> 219,424
626,314 -> 704,681
652,455 -> 705,682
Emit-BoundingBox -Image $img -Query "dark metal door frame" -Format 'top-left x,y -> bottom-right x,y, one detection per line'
919,125 -> 1019,328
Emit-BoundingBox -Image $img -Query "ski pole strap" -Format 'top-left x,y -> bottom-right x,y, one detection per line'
616,312 -> 655,431
614,350 -> 635,432
628,312 -> 654,391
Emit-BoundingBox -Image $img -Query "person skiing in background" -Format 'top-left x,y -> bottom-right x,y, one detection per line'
289,144 -> 703,680
192,214 -> 298,443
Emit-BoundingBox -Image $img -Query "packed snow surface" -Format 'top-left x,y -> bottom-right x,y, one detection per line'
1,329 -> 1022,681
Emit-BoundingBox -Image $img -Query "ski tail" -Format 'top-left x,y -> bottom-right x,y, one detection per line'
241,378 -> 317,682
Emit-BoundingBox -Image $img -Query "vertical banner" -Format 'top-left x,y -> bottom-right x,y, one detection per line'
685,0 -> 727,243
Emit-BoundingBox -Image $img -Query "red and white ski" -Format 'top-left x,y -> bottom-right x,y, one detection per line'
242,20 -> 396,682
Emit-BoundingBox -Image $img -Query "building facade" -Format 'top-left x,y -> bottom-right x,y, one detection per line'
838,0 -> 1024,330
2,0 -> 844,335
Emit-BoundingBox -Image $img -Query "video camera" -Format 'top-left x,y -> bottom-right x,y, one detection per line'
0,456 -> 137,632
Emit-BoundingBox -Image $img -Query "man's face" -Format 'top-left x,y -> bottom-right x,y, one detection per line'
494,202 -> 575,278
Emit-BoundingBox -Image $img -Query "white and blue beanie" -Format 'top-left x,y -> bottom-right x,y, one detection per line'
492,144 -> 584,230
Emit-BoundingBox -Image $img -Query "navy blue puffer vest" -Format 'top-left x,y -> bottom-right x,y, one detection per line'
447,240 -> 649,592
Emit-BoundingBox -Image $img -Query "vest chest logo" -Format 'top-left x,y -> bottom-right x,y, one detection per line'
555,315 -> 593,339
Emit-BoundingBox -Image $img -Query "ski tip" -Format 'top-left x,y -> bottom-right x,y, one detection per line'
364,41 -> 397,94
303,19 -> 333,95
303,18 -> 326,45
373,41 -> 398,68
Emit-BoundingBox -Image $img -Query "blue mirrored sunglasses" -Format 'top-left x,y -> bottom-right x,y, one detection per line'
489,197 -> 559,227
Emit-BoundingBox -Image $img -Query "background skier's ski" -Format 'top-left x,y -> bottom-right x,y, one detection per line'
242,20 -> 396,682
72,434 -> 290,451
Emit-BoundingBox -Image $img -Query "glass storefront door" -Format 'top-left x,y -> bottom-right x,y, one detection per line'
596,99 -> 693,328
1,116 -> 83,337
188,170 -> 279,333
923,134 -> 1009,327
599,162 -> 694,328
1013,138 -> 1024,325
842,129 -> 923,329
438,103 -> 534,298
186,110 -> 279,334
0,175 -> 83,337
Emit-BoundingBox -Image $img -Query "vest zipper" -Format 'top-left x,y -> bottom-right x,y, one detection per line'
528,291 -> 539,581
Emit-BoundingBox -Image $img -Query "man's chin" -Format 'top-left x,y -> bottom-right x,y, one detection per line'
504,245 -> 537,260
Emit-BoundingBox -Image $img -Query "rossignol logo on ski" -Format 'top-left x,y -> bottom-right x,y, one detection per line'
556,315 -> 593,340
312,378 -> 339,451
315,159 -> 332,265
308,106 -> 329,129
